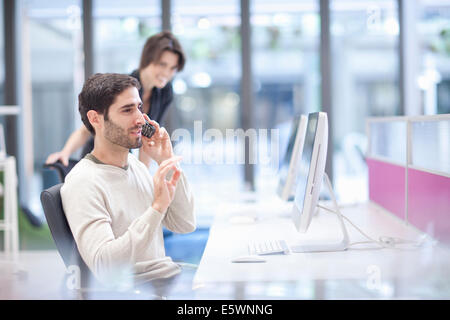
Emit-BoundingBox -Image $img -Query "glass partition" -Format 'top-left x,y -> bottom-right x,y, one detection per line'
368,119 -> 407,164
411,117 -> 450,174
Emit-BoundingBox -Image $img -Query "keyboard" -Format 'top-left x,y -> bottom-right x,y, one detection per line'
248,239 -> 290,255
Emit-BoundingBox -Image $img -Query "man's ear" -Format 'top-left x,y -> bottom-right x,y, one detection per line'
87,110 -> 102,132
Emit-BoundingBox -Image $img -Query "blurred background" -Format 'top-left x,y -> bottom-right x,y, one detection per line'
0,0 -> 449,254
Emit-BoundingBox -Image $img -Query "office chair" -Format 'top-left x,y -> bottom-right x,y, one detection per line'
40,183 -> 94,297
43,159 -> 79,183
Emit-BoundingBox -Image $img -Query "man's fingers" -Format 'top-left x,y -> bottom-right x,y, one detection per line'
158,156 -> 182,169
147,119 -> 160,131
45,152 -> 59,164
158,127 -> 168,139
155,157 -> 182,180
168,168 -> 181,187
45,152 -> 69,166
45,156 -> 54,165
157,163 -> 180,180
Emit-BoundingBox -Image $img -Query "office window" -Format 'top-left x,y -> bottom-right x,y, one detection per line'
251,0 -> 320,190
331,0 -> 400,203
252,0 -> 320,128
93,0 -> 161,74
22,0 -> 83,175
418,0 -> 450,114
172,0 -> 242,224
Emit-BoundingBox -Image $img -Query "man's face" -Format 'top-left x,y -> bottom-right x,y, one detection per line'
142,50 -> 179,89
103,86 -> 145,149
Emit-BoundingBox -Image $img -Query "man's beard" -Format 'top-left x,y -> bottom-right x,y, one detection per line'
104,118 -> 142,149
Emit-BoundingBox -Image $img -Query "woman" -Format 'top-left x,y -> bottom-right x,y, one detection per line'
45,30 -> 186,167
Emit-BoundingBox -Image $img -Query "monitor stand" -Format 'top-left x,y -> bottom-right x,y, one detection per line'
289,173 -> 350,253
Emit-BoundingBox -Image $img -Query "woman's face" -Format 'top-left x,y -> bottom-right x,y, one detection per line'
142,50 -> 179,89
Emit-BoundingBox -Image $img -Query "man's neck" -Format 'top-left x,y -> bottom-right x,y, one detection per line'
91,138 -> 129,169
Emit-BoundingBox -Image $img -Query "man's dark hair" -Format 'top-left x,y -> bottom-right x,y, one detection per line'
78,73 -> 141,135
139,30 -> 186,72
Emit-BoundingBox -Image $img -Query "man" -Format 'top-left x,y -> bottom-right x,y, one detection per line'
61,73 -> 195,290
46,31 -> 186,167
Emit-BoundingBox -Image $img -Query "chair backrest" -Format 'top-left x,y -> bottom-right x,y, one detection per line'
40,183 -> 92,282
44,159 -> 79,183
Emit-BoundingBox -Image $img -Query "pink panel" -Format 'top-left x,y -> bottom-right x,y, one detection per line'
408,168 -> 450,243
367,158 -> 406,220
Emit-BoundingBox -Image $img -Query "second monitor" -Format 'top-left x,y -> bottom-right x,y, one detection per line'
277,114 -> 308,201
289,112 -> 349,253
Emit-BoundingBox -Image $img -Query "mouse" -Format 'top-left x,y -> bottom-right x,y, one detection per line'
229,215 -> 256,225
231,255 -> 266,263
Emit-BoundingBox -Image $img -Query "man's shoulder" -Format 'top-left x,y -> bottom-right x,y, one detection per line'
65,158 -> 96,178
61,159 -> 103,193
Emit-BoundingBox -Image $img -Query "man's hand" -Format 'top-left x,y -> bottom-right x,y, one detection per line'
152,156 -> 182,214
140,114 -> 174,165
45,151 -> 70,166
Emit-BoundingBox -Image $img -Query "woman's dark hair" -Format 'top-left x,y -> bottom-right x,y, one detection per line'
139,30 -> 186,72
78,73 -> 141,135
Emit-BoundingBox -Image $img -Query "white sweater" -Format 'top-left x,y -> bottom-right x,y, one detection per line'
60,153 -> 195,285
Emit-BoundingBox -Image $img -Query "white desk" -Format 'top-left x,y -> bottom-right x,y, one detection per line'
192,200 -> 450,299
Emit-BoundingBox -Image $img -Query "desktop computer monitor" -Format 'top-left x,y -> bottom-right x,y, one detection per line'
292,112 -> 328,233
277,115 -> 308,201
246,112 -> 349,255
289,112 -> 349,252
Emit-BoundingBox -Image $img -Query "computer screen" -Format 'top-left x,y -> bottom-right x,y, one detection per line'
277,115 -> 307,201
287,112 -> 349,253
292,112 -> 328,233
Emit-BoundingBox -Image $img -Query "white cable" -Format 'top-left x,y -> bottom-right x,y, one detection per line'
316,204 -> 427,251
317,204 -> 385,248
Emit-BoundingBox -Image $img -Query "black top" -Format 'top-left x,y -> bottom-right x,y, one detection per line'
79,70 -> 174,158
129,69 -> 174,123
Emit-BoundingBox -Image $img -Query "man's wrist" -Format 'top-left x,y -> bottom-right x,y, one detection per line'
152,202 -> 166,214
